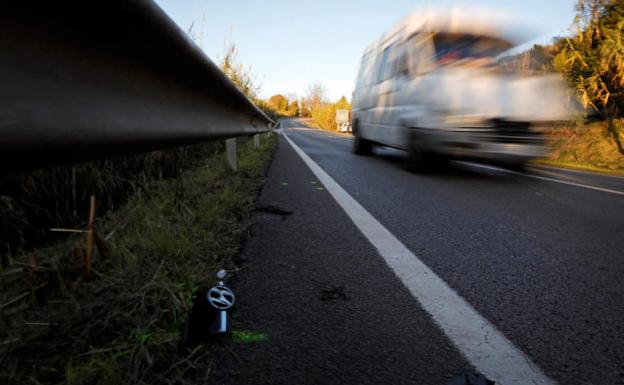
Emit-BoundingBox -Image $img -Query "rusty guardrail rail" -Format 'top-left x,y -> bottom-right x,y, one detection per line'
0,0 -> 273,171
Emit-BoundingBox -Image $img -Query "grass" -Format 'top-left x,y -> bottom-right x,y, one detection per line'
539,119 -> 624,176
0,134 -> 278,385
0,141 -> 224,267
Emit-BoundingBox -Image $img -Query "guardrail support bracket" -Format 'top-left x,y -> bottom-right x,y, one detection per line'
226,138 -> 238,172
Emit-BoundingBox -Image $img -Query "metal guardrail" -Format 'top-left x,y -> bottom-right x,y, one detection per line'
0,1 -> 273,171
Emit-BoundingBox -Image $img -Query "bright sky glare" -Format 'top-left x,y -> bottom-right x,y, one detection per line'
154,0 -> 577,101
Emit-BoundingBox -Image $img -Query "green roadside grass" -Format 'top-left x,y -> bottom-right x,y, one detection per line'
538,120 -> 624,177
0,135 -> 277,385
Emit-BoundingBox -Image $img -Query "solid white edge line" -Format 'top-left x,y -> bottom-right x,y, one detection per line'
470,163 -> 624,196
289,126 -> 354,139
282,127 -> 556,385
533,164 -> 624,180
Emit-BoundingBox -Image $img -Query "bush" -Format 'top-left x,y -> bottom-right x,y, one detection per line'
311,104 -> 339,131
544,119 -> 624,172
309,96 -> 351,131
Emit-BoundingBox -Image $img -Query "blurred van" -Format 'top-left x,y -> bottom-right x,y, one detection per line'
351,7 -> 573,170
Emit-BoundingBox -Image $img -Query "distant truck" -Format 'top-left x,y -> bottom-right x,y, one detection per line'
351,7 -> 574,170
336,109 -> 352,132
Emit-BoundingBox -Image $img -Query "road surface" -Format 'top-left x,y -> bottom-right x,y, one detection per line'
217,118 -> 624,385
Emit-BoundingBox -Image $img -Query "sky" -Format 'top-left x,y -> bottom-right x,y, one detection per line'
154,0 -> 577,101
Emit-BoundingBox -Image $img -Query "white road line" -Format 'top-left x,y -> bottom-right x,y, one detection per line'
283,129 -> 556,385
532,164 -> 624,180
289,126 -> 354,140
470,163 -> 624,196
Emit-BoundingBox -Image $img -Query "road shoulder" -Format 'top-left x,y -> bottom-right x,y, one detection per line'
215,135 -> 471,384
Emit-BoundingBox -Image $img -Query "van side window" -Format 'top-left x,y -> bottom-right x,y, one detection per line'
408,34 -> 432,75
356,55 -> 368,87
376,47 -> 391,83
393,46 -> 409,78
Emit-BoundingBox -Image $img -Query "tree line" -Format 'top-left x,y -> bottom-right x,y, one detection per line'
264,82 -> 352,130
215,43 -> 352,129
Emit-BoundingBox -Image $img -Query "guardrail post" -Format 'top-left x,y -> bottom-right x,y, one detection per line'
254,134 -> 260,149
226,138 -> 237,172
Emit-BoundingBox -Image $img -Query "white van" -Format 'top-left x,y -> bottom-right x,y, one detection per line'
351,8 -> 573,170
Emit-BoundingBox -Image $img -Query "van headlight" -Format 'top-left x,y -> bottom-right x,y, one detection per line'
442,114 -> 489,128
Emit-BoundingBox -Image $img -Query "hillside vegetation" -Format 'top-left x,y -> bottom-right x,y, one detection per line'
543,119 -> 624,173
505,0 -> 624,172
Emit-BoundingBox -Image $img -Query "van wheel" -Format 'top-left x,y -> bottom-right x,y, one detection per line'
405,142 -> 447,173
353,135 -> 373,155
505,161 -> 527,173
352,122 -> 373,155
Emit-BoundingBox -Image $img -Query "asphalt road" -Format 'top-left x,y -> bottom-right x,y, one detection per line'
218,118 -> 624,385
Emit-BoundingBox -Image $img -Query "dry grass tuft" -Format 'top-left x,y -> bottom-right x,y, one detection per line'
542,119 -> 624,174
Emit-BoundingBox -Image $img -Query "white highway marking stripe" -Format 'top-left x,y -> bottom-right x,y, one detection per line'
283,127 -> 556,385
532,164 -> 624,180
471,163 -> 624,196
290,126 -> 354,140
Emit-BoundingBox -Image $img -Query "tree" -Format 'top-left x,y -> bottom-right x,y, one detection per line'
554,0 -> 624,154
497,41 -> 565,74
305,82 -> 327,111
220,43 -> 260,100
336,96 -> 351,110
287,99 -> 300,117
268,94 -> 289,112
299,97 -> 312,117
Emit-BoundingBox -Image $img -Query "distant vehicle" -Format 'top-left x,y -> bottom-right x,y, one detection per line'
338,122 -> 352,133
351,7 -> 574,170
336,109 -> 352,133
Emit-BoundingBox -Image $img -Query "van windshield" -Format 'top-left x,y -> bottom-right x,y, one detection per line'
433,33 -> 512,66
